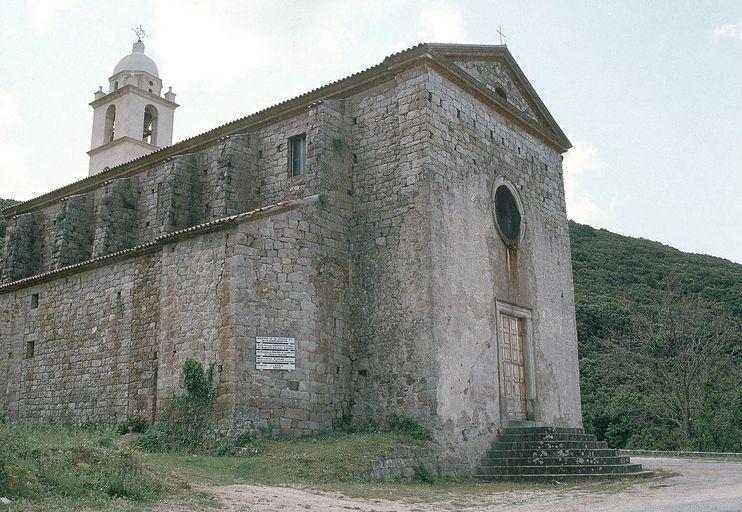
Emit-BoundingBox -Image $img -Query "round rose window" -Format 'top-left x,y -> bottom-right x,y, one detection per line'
494,185 -> 521,244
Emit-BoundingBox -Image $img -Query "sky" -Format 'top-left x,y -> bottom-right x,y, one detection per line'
1,0 -> 741,263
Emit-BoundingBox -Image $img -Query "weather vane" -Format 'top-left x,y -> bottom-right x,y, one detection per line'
132,25 -> 147,42
497,25 -> 506,45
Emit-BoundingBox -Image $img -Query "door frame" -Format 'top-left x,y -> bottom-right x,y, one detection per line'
495,300 -> 538,424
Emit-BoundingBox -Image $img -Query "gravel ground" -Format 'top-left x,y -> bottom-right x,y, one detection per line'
161,456 -> 742,512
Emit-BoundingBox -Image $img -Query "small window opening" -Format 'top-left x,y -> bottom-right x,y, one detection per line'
31,293 -> 39,309
114,81 -> 119,90
501,137 -> 505,145
104,104 -> 116,143
149,80 -> 153,86
456,108 -> 461,119
148,88 -> 152,93
289,134 -> 307,177
495,86 -> 507,100
352,117 -> 358,125
544,163 -> 549,171
490,130 -> 494,140
518,147 -> 522,155
258,149 -> 263,159
427,92 -> 432,102
26,341 -> 34,358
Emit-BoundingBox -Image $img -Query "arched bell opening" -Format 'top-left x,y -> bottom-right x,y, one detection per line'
104,104 -> 116,143
143,104 -> 158,145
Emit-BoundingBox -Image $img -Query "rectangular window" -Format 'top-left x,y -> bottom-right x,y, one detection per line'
289,135 -> 306,177
31,293 -> 39,309
26,341 -> 35,358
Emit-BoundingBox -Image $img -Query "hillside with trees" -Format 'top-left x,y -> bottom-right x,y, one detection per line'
570,221 -> 742,452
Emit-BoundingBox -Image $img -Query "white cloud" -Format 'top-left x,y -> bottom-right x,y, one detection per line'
0,89 -> 33,200
146,1 -> 358,96
712,22 -> 742,41
389,2 -> 468,54
26,0 -> 79,34
314,16 -> 358,61
562,142 -> 604,223
147,1 -> 281,93
415,3 -> 468,43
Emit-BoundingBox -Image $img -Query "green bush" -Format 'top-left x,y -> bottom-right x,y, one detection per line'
388,415 -> 430,440
141,359 -> 220,453
116,413 -> 149,435
412,464 -> 435,483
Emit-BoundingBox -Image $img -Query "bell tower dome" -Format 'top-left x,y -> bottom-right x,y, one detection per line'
87,38 -> 178,176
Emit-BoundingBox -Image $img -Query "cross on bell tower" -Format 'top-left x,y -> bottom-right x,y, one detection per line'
87,34 -> 179,176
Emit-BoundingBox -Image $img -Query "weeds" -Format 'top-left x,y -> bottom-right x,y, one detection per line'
136,359 -> 220,453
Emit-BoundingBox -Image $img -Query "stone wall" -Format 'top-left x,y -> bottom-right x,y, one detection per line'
426,65 -> 582,470
0,199 -> 352,433
346,67 -> 439,430
0,254 -> 160,422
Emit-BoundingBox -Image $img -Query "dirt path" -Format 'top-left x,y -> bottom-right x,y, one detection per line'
160,457 -> 742,512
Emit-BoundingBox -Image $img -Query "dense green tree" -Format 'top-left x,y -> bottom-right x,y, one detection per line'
571,221 -> 742,451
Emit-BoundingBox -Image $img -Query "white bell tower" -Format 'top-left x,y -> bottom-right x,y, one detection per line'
88,37 -> 178,176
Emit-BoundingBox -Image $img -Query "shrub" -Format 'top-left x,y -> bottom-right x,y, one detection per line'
388,415 -> 430,440
412,464 -> 435,483
142,359 -> 220,453
116,414 -> 149,435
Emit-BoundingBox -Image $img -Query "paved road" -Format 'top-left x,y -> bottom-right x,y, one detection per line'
162,456 -> 742,512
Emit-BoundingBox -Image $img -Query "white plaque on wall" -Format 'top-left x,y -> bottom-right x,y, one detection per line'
256,337 -> 296,370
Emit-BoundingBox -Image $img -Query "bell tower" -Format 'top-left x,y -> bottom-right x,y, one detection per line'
87,37 -> 178,176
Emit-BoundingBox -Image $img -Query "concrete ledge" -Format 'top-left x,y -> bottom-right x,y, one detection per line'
620,449 -> 742,459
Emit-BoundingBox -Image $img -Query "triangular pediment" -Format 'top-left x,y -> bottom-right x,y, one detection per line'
426,44 -> 571,150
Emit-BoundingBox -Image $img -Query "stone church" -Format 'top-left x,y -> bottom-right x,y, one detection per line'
0,40 -> 584,472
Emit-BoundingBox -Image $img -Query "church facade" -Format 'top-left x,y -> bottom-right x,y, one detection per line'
0,42 -> 581,472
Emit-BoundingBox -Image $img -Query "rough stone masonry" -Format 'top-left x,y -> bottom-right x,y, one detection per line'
0,44 -> 582,474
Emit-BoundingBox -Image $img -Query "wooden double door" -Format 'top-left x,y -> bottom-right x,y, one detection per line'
500,312 -> 527,420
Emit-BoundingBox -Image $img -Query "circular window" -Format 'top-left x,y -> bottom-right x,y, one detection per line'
494,185 -> 521,245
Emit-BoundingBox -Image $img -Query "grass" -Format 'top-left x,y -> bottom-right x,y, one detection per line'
0,424 -> 435,510
0,423 -> 166,511
1,423 -> 660,511
144,431 -> 422,486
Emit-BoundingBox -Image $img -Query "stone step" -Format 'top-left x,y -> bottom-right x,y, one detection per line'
497,433 -> 598,443
476,425 -> 646,482
485,448 -> 620,460
492,440 -> 609,451
479,455 -> 630,467
475,471 -> 654,483
478,463 -> 644,476
502,426 -> 585,435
